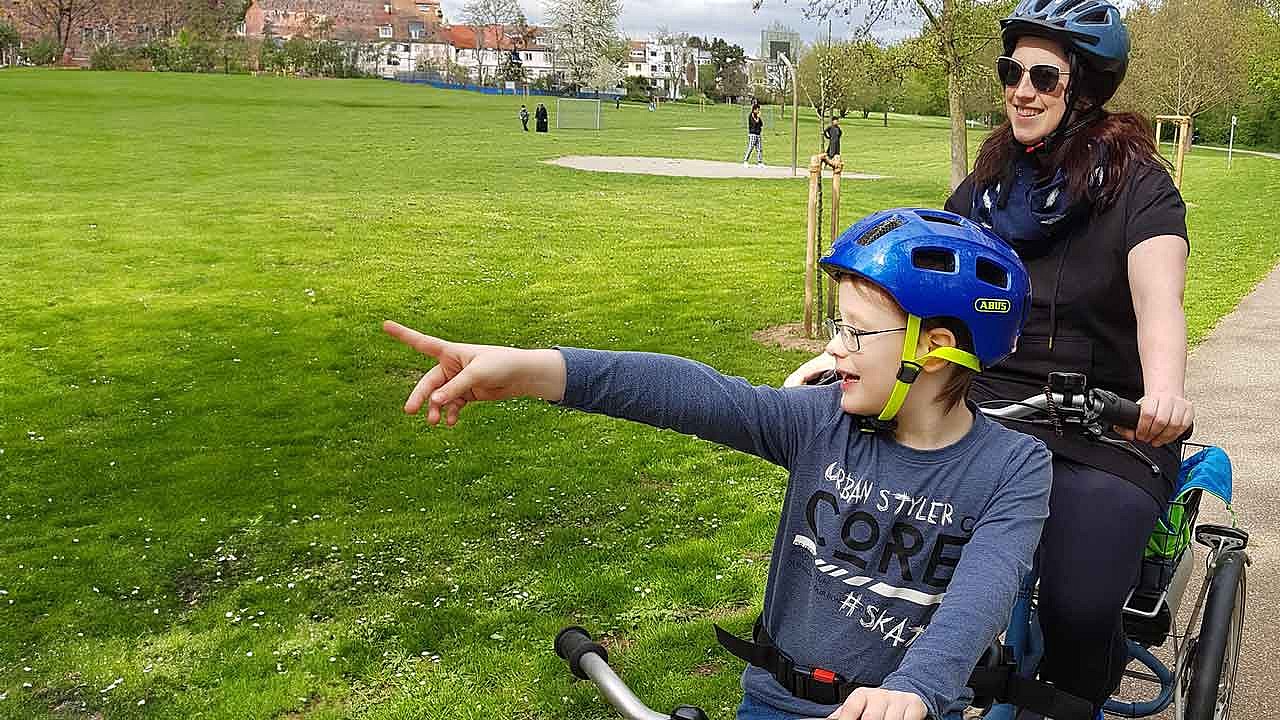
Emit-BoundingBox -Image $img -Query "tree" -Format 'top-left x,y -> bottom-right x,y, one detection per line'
624,74 -> 650,100
0,20 -> 19,67
463,0 -> 524,85
543,0 -> 623,91
698,62 -> 718,100
720,62 -> 749,101
13,0 -> 96,54
592,36 -> 627,90
1116,0 -> 1253,148
499,47 -> 527,82
181,0 -> 250,41
799,41 -> 857,135
754,0 -> 1012,190
655,26 -> 694,99
708,37 -> 745,77
845,40 -> 907,125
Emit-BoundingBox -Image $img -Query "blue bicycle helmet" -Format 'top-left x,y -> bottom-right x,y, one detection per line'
820,208 -> 1032,423
1002,0 -> 1130,105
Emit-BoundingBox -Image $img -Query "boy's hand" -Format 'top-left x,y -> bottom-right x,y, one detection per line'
828,687 -> 928,720
784,352 -> 837,388
383,320 -> 567,426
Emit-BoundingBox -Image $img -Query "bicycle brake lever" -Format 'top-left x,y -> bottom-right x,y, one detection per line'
1089,432 -> 1161,476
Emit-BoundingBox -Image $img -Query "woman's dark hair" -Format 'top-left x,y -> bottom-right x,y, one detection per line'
973,64 -> 1171,209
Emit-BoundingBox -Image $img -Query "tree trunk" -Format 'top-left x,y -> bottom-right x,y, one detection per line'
947,64 -> 969,191
941,0 -> 969,191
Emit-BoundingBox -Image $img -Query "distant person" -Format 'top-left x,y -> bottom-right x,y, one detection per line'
535,103 -> 549,133
615,96 -> 621,110
743,104 -> 764,167
823,115 -> 843,165
519,104 -> 530,132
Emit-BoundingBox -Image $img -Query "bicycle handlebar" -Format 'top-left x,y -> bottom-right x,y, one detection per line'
979,387 -> 1141,429
555,627 -> 823,720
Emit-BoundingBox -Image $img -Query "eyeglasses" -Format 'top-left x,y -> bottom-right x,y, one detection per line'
996,56 -> 1069,94
824,319 -> 907,353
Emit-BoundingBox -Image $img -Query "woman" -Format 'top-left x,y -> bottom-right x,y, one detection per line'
787,0 -> 1193,713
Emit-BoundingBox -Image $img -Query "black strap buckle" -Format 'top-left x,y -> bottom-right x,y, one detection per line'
896,361 -> 922,384
790,663 -> 844,706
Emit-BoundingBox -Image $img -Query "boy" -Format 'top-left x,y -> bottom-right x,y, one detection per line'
384,208 -> 1048,720
823,114 -> 843,165
744,104 -> 764,167
519,104 -> 530,131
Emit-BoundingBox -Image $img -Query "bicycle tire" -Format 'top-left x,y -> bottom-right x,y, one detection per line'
1184,550 -> 1247,720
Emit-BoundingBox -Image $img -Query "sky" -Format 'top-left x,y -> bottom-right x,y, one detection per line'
437,0 -> 923,56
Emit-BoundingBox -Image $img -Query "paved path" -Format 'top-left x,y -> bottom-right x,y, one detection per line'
1194,145 -> 1280,161
1111,261 -> 1280,718
1171,262 -> 1280,718
544,155 -> 886,180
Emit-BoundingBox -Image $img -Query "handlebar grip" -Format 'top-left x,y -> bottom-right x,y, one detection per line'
555,626 -> 608,680
1092,389 -> 1141,429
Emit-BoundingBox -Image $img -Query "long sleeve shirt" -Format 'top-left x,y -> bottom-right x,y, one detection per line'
556,348 -> 1051,719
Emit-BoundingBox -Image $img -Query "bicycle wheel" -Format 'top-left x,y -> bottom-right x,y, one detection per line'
1184,550 -> 1247,720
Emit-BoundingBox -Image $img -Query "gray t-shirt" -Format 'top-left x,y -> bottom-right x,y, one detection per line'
556,348 -> 1051,719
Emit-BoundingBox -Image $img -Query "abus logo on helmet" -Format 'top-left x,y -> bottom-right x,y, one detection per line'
975,298 -> 1011,314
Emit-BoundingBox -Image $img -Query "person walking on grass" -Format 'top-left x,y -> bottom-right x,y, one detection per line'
535,103 -> 548,133
519,104 -> 530,132
744,104 -> 764,167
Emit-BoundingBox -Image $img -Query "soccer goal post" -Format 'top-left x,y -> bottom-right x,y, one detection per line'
557,98 -> 603,130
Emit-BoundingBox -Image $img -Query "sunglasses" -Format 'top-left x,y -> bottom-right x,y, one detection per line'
996,56 -> 1069,94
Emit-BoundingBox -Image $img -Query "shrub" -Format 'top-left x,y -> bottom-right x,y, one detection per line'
24,37 -> 60,66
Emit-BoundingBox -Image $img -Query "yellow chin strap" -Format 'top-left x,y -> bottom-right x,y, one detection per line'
876,314 -> 983,424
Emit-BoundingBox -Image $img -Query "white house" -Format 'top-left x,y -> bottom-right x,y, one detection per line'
624,40 -> 696,99
439,24 -> 555,83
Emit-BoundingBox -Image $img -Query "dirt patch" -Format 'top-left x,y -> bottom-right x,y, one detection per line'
752,323 -> 827,354
691,661 -> 724,676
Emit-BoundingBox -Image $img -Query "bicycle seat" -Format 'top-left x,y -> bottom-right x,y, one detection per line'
1194,524 -> 1248,552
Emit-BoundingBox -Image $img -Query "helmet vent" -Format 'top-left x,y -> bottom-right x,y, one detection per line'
912,247 -> 957,274
977,257 -> 1011,289
1058,0 -> 1090,13
858,216 -> 904,246
918,211 -> 964,227
1032,0 -> 1053,13
1079,8 -> 1110,23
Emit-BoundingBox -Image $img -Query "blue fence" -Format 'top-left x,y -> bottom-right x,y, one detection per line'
386,73 -> 623,100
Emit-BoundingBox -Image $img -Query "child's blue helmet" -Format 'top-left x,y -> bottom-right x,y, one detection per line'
820,208 -> 1032,423
1001,0 -> 1130,106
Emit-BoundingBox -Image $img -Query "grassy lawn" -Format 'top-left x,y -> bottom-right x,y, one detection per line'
0,69 -> 1277,720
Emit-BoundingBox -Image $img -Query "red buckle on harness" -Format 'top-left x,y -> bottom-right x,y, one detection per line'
812,668 -> 837,684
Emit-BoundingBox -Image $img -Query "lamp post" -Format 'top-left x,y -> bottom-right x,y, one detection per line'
779,52 -> 798,177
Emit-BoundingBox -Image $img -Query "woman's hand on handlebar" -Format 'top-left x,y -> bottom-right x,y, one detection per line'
1115,392 -> 1194,447
785,352 -> 837,388
829,687 -> 928,720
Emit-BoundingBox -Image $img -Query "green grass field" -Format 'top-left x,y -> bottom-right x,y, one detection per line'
1,69 -> 1278,719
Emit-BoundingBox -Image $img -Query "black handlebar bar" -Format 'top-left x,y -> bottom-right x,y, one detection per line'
1090,388 -> 1142,430
555,626 -> 609,681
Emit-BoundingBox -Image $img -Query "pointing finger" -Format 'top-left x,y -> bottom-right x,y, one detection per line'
383,320 -> 447,358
